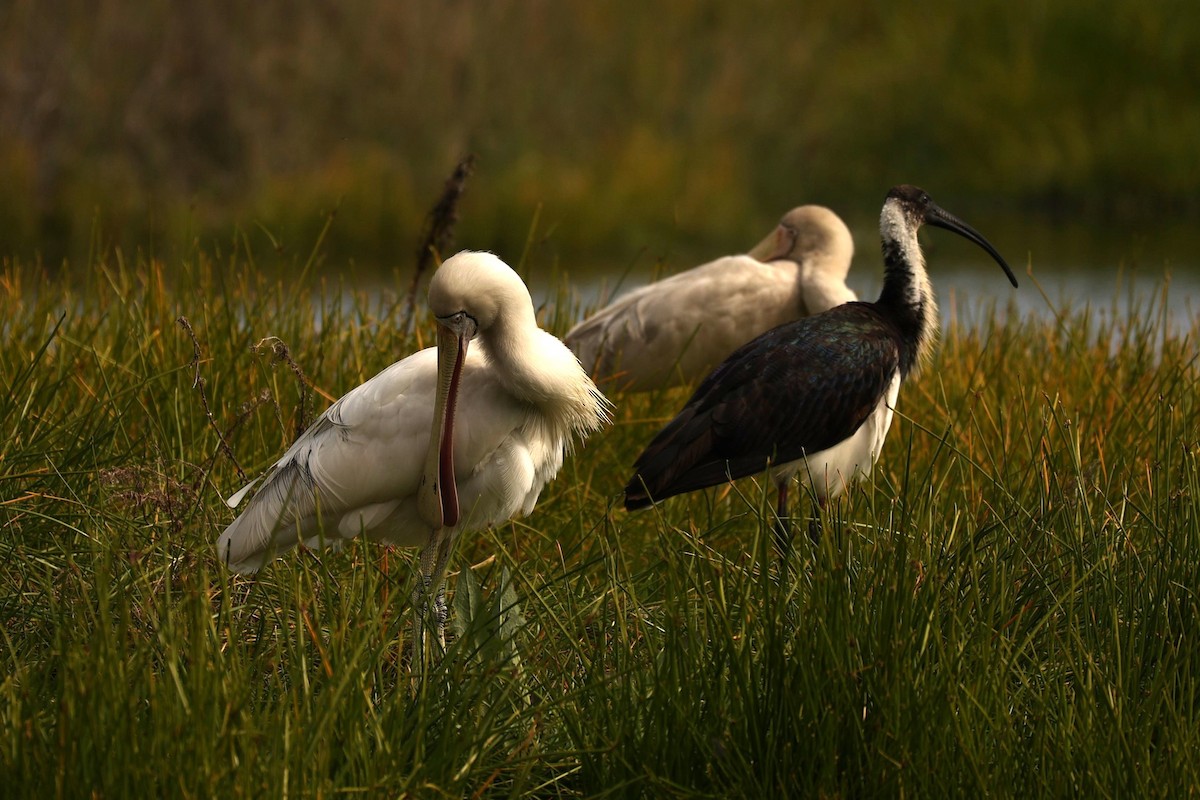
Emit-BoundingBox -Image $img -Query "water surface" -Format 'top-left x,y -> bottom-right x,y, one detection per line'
538,211 -> 1200,335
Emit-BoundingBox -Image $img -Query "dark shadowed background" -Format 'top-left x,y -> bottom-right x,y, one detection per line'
2,0 -> 1198,287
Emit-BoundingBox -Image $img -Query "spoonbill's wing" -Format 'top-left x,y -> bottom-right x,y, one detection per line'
566,255 -> 797,389
217,348 -> 529,571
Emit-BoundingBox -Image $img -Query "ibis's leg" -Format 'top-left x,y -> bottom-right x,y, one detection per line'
808,497 -> 827,544
773,479 -> 794,559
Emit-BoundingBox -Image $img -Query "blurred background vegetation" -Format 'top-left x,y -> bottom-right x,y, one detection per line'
1,0 -> 1198,270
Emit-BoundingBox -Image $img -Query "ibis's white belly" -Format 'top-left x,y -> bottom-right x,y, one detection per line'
774,373 -> 901,501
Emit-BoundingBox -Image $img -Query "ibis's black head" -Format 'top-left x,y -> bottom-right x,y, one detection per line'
884,185 -> 1018,288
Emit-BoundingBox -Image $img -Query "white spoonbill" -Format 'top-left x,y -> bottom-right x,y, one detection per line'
217,250 -> 610,651
565,205 -> 858,392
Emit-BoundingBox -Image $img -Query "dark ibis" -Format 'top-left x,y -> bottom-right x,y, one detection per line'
623,185 -> 1017,545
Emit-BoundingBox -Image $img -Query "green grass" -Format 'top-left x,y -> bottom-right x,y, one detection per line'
2,247 -> 1199,797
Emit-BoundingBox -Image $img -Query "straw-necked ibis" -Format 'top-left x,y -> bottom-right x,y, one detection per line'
624,186 -> 1017,545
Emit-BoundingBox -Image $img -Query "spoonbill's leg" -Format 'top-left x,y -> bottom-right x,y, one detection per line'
410,528 -> 453,669
428,533 -> 454,650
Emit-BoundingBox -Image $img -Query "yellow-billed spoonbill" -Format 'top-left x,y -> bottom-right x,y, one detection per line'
218,250 -> 610,651
565,205 -> 857,392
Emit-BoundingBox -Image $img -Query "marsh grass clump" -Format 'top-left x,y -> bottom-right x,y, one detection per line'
1,250 -> 1198,796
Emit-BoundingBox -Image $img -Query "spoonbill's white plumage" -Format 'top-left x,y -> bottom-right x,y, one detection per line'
624,186 -> 1018,549
217,250 -> 610,649
565,205 -> 858,392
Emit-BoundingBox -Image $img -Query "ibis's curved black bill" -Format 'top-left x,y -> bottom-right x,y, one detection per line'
925,203 -> 1018,289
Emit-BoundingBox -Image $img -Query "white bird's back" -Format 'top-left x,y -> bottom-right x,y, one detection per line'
565,205 -> 857,392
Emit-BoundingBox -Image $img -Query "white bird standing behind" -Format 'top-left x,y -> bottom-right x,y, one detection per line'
565,205 -> 858,392
217,250 -> 610,651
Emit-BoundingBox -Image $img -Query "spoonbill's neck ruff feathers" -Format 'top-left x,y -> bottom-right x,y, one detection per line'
565,205 -> 857,392
217,250 -> 609,652
426,252 -> 609,443
624,185 -> 1016,544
